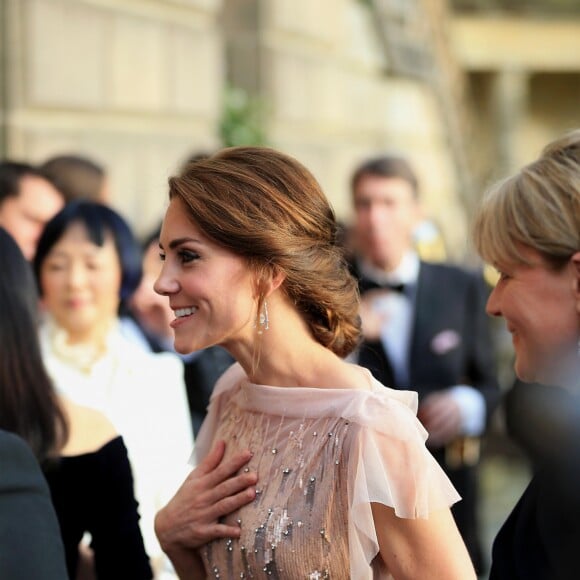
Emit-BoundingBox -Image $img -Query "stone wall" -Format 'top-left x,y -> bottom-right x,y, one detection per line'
224,0 -> 465,257
1,0 -> 224,236
451,15 -> 580,181
2,0 -> 527,259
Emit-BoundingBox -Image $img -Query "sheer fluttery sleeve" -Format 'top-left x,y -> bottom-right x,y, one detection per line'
344,384 -> 461,578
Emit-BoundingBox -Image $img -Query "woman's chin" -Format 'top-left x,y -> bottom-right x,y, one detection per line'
173,337 -> 205,355
173,342 -> 193,355
514,358 -> 537,385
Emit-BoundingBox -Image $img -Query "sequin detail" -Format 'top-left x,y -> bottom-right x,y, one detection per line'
200,392 -> 350,579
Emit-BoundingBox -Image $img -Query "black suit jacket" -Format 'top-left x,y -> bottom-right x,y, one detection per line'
354,260 -> 499,572
0,430 -> 68,580
491,381 -> 580,579
355,260 -> 500,423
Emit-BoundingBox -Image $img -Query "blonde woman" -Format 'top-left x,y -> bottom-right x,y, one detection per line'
473,129 -> 580,579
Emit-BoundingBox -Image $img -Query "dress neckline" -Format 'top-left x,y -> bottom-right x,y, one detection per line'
241,364 -> 375,392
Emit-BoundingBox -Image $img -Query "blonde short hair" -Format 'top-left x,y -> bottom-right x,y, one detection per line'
473,129 -> 580,271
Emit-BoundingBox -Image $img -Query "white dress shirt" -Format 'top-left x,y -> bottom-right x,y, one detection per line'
358,251 -> 486,436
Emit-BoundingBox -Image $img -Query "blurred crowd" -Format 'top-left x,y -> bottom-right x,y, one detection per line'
0,140 -> 577,579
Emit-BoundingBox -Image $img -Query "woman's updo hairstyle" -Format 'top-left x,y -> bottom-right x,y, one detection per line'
169,146 -> 361,357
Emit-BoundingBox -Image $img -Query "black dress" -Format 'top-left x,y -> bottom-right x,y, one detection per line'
490,382 -> 580,579
44,436 -> 153,579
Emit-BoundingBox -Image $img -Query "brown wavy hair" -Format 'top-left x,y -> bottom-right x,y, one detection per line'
169,146 -> 361,358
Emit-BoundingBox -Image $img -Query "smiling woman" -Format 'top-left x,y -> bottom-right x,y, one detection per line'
153,146 -> 477,580
0,226 -> 152,579
472,128 -> 580,579
156,198 -> 261,359
473,130 -> 580,388
33,201 -> 193,578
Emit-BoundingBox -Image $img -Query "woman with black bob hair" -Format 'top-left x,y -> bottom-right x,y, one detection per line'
0,226 -> 152,578
33,201 -> 193,578
33,199 -> 143,312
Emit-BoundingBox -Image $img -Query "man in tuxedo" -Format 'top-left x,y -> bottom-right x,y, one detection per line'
348,155 -> 500,574
0,429 -> 68,579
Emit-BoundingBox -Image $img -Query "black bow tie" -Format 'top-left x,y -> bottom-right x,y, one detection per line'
359,278 -> 406,294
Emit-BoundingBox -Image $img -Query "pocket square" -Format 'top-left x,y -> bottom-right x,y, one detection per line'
431,329 -> 461,355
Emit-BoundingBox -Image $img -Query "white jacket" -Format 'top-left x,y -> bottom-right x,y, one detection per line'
40,320 -> 194,578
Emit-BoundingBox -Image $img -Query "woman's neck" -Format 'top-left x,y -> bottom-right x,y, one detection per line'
227,297 -> 329,387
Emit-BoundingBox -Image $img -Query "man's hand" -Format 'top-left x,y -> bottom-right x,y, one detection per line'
359,290 -> 391,341
418,391 -> 462,448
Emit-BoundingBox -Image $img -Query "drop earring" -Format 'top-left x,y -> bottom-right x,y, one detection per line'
257,300 -> 269,334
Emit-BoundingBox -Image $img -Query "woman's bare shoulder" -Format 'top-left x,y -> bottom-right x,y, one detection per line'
59,397 -> 118,456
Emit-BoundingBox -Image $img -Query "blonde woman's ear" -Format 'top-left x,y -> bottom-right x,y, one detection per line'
572,251 -> 580,315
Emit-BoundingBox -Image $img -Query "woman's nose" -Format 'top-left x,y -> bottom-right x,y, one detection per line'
486,286 -> 502,318
153,265 -> 179,296
67,262 -> 88,288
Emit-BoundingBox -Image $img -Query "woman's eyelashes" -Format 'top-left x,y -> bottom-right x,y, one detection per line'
178,249 -> 200,264
45,261 -> 66,272
158,249 -> 200,264
493,262 -> 512,283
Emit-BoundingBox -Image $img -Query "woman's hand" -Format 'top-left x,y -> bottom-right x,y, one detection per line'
154,440 -> 257,575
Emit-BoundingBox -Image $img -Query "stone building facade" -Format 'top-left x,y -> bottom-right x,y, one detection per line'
1,0 -> 579,258
1,0 -> 224,234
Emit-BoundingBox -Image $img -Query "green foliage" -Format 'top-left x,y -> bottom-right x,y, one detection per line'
219,86 -> 269,147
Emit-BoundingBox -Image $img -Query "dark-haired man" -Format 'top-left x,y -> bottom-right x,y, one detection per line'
349,154 -> 500,574
40,154 -> 110,203
0,161 -> 64,260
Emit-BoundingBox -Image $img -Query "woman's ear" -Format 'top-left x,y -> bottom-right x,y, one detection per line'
572,251 -> 580,316
268,267 -> 286,295
252,265 -> 286,299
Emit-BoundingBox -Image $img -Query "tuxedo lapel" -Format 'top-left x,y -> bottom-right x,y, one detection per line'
409,262 -> 431,381
408,262 -> 451,386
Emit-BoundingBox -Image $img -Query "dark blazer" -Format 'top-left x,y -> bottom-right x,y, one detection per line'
355,260 -> 499,416
353,259 -> 500,573
491,381 -> 580,579
183,346 -> 235,435
0,430 -> 68,580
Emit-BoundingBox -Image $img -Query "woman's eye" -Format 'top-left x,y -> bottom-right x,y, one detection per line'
179,250 -> 199,264
159,253 -> 166,262
46,263 -> 65,272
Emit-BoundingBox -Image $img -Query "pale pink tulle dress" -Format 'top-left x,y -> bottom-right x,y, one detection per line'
193,363 -> 460,579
